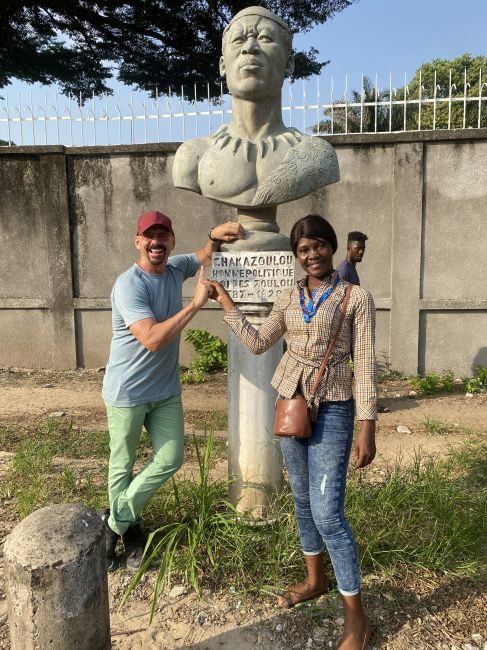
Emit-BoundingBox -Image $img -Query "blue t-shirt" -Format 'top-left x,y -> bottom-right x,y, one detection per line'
336,259 -> 360,285
102,254 -> 200,407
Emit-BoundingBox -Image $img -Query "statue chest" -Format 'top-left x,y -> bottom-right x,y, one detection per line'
198,142 -> 288,206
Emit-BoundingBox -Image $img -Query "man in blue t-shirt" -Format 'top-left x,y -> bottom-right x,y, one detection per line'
101,209 -> 242,570
336,231 -> 368,285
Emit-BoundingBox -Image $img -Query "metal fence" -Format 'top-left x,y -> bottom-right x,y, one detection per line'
1,69 -> 486,147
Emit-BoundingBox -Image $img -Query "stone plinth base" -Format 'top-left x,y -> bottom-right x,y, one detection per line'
4,503 -> 110,650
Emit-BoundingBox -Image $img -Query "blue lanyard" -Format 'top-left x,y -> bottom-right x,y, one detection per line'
299,275 -> 339,323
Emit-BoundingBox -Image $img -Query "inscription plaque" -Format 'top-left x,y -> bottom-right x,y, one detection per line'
211,251 -> 295,303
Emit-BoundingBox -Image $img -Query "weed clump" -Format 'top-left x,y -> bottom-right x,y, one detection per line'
465,366 -> 487,394
377,364 -> 405,383
423,417 -> 453,435
409,370 -> 455,394
181,328 -> 227,384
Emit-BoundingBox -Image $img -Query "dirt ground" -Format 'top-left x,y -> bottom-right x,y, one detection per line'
0,367 -> 486,649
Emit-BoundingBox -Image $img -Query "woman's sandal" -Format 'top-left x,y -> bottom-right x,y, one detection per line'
278,578 -> 330,609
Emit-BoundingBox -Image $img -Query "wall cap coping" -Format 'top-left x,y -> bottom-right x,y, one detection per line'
323,127 -> 487,145
0,143 -> 179,155
1,128 -> 486,155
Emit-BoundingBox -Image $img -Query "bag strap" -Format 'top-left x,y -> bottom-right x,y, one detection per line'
310,283 -> 353,399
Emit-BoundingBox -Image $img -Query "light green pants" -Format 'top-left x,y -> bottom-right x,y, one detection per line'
105,395 -> 184,535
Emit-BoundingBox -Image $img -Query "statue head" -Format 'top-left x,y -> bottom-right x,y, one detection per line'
220,6 -> 295,101
172,5 -> 339,215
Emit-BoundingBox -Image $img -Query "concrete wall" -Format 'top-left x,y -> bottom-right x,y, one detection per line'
1,130 -> 486,376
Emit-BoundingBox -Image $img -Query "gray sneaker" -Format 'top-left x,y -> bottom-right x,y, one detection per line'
98,509 -> 121,572
123,524 -> 147,571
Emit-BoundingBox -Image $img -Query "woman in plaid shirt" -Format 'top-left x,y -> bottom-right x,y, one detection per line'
207,215 -> 377,650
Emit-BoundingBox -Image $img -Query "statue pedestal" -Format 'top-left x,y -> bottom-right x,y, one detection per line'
226,307 -> 283,516
221,207 -> 291,516
229,206 -> 289,252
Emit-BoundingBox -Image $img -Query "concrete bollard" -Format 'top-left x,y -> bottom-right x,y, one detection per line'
4,503 -> 110,649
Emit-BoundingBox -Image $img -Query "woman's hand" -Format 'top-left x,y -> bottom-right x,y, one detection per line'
204,280 -> 236,312
354,420 -> 376,469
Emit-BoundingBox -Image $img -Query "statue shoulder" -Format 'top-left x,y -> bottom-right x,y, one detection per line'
293,134 -> 339,177
172,136 -> 211,191
252,133 -> 340,207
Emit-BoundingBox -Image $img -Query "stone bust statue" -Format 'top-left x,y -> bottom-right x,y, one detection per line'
172,6 -> 339,209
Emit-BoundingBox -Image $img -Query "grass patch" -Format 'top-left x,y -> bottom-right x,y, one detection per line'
9,440 -> 54,517
423,417 -> 453,435
184,431 -> 227,461
123,432 -> 302,621
43,418 -> 110,458
4,434 -> 108,517
3,416 -> 486,618
0,418 -> 109,518
409,367 -> 487,397
347,438 -> 487,576
184,409 -> 228,431
122,433 -> 487,619
0,418 -> 109,458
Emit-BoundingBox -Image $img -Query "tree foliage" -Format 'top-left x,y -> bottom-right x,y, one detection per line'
313,53 -> 487,134
313,75 -> 393,134
0,1 -> 356,98
406,53 -> 487,129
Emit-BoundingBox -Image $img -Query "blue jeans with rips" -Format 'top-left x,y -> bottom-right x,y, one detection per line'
279,398 -> 360,596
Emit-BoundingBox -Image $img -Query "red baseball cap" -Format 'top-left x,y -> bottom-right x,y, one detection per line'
136,210 -> 173,235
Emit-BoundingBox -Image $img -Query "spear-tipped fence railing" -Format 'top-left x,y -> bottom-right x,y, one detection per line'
1,70 -> 486,147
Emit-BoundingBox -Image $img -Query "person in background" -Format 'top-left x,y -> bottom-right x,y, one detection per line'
101,210 -> 242,571
206,214 -> 376,650
336,232 -> 368,285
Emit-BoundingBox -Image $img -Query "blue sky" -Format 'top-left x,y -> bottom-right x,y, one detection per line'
295,0 -> 486,92
2,0 -> 486,145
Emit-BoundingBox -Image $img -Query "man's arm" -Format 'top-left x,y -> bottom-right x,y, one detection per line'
129,267 -> 210,352
195,222 -> 245,267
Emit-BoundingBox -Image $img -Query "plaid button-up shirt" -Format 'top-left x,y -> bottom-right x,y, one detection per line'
223,271 -> 377,421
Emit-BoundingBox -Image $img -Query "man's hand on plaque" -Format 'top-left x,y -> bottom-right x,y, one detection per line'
210,222 -> 245,242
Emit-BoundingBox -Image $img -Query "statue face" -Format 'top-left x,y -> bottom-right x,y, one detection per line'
220,16 -> 294,101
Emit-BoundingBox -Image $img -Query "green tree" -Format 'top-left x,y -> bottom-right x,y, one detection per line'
312,54 -> 487,134
406,53 -> 487,129
313,75 -> 395,134
0,1 -> 357,99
